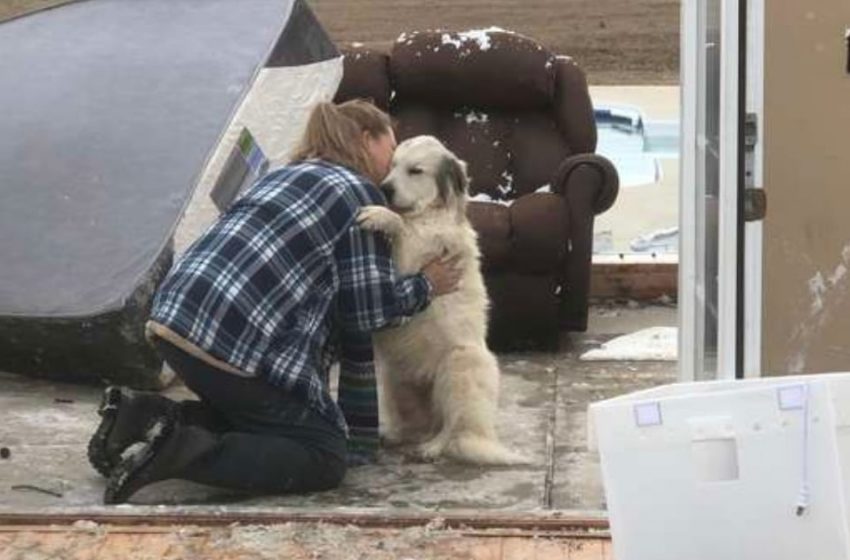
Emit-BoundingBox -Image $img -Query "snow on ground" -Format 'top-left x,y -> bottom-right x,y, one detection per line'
580,326 -> 677,361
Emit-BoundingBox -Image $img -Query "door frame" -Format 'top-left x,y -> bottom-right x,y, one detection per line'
679,0 -> 763,382
742,0 -> 764,379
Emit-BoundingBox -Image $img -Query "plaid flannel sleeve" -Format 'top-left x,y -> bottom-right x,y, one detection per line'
335,223 -> 431,333
337,330 -> 379,464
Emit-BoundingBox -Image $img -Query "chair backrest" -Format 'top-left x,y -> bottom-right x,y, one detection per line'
335,29 -> 597,200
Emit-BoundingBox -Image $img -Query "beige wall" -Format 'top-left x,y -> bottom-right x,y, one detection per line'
763,3 -> 850,374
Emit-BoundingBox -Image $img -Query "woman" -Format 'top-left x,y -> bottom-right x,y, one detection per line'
87,100 -> 461,504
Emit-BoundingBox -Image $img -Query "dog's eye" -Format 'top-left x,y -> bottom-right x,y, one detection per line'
408,167 -> 423,176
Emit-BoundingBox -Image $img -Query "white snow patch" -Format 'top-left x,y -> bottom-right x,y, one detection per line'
351,42 -> 364,48
439,27 -> 510,53
580,327 -> 678,362
496,170 -> 514,196
535,184 -> 552,193
440,33 -> 463,49
469,193 -> 512,206
120,441 -> 147,462
459,110 -> 488,125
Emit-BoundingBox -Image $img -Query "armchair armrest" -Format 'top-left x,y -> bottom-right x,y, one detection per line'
553,153 -> 619,214
552,153 -> 620,331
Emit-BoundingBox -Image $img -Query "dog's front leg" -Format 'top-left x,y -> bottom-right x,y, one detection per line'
356,206 -> 405,239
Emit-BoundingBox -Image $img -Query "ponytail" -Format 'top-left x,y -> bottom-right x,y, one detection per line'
292,99 -> 393,182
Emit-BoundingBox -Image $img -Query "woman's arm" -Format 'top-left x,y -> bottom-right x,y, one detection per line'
335,222 -> 432,333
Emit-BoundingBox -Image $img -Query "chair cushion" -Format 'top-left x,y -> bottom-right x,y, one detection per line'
509,193 -> 569,274
440,111 -> 511,195
335,47 -> 391,110
467,193 -> 568,275
393,107 -> 569,200
393,103 -> 440,139
466,200 -> 512,272
553,56 -> 597,154
389,29 -> 556,111
505,112 -> 572,196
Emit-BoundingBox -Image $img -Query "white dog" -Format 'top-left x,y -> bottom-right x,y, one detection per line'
356,135 -> 522,465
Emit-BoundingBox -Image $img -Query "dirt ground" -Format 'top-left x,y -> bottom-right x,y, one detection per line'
0,0 -> 71,22
309,0 -> 680,84
2,0 -> 680,85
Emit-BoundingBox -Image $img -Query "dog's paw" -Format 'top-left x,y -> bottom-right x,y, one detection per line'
416,439 -> 446,462
357,206 -> 403,236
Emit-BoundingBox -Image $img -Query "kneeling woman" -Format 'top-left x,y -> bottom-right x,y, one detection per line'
88,100 -> 460,504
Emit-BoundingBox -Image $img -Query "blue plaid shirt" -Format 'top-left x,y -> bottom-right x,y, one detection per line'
150,160 -> 431,443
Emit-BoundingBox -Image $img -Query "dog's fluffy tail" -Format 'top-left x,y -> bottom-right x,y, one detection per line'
446,436 -> 526,466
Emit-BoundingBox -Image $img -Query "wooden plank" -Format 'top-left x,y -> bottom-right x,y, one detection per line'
591,260 -> 677,300
89,533 -> 141,560
0,525 -> 614,559
503,536 -> 539,560
0,510 -> 610,533
601,539 -> 614,560
1,531 -> 76,560
464,538 -> 503,560
535,537 -> 572,560
567,538 -> 609,560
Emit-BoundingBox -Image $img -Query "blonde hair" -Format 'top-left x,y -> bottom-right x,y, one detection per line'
291,99 -> 393,182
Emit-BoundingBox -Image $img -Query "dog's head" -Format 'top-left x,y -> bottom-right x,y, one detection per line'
379,135 -> 469,219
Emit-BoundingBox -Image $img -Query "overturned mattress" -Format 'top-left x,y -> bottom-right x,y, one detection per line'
0,0 -> 339,387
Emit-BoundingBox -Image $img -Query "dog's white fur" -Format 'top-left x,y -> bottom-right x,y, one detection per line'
357,135 -> 522,465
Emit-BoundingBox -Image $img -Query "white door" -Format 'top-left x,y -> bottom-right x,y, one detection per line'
679,0 -> 764,382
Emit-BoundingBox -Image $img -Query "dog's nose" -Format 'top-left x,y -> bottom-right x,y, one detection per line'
380,182 -> 395,203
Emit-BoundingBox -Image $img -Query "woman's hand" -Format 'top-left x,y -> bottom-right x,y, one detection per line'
422,255 -> 463,296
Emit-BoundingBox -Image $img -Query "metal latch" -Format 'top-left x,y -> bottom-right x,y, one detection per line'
743,112 -> 765,222
744,188 -> 766,222
744,113 -> 758,149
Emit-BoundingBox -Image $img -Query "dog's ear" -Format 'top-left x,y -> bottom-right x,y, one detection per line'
436,155 -> 470,204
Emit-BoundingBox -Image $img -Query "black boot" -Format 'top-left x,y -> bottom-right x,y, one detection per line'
103,409 -> 226,505
87,386 -> 177,477
103,409 -> 180,505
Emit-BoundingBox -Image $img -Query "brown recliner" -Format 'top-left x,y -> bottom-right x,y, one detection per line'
335,30 -> 619,350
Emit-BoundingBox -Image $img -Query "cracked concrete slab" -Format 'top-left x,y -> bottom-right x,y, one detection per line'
0,303 -> 677,514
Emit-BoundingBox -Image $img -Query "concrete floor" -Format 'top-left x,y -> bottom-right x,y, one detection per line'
0,303 -> 676,515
